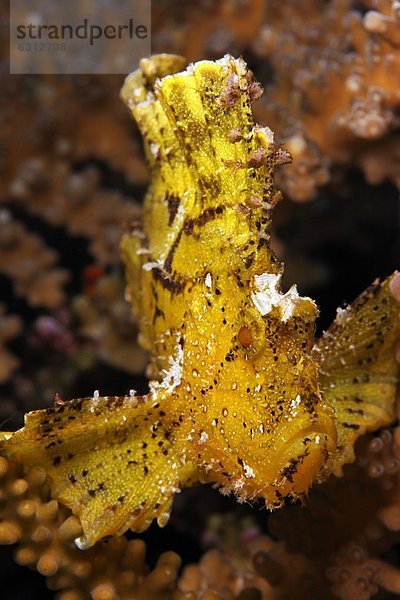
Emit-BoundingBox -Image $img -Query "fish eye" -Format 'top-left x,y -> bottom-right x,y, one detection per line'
238,325 -> 252,348
236,306 -> 266,359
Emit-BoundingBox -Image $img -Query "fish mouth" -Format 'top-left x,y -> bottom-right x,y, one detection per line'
232,417 -> 337,505
274,426 -> 336,496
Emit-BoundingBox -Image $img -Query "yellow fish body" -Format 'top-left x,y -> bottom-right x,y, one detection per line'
1,55 -> 399,549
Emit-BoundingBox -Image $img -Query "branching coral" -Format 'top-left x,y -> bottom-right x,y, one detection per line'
0,304 -> 22,384
179,538 -> 324,599
253,0 -> 400,201
0,68 -> 146,197
0,208 -> 69,309
9,161 -> 141,267
73,273 -> 148,376
0,155 -> 144,416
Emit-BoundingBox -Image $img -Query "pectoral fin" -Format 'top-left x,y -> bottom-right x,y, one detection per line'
314,273 -> 400,473
0,394 -> 196,548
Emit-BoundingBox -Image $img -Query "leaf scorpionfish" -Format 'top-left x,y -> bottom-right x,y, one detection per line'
1,55 -> 399,549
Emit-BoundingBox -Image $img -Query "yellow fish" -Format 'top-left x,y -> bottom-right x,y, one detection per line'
1,55 -> 399,549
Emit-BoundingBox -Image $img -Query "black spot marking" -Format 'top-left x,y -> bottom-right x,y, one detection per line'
152,267 -> 185,294
166,194 -> 181,226
183,205 -> 226,236
346,407 -> 364,415
281,457 -> 301,483
164,228 -> 183,273
244,253 -> 255,268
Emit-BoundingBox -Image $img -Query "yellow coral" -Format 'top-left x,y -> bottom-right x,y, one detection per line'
1,55 -> 399,552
